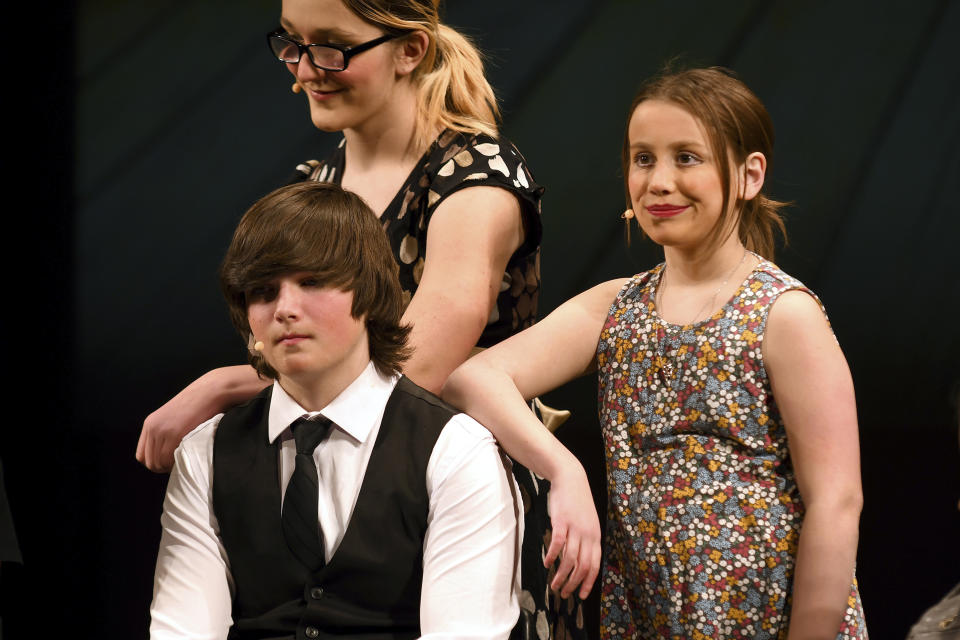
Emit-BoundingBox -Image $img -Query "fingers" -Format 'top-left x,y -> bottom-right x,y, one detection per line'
153,448 -> 174,473
135,426 -> 147,464
545,525 -> 602,600
543,524 -> 565,568
136,425 -> 175,473
549,535 -> 581,598
146,438 -> 174,473
577,543 -> 602,600
550,542 -> 598,599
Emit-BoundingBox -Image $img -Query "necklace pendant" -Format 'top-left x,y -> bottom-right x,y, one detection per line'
661,360 -> 675,379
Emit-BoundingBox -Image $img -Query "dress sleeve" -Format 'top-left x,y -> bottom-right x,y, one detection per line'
424,134 -> 544,260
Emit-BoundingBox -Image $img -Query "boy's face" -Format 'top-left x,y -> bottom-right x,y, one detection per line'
246,271 -> 369,388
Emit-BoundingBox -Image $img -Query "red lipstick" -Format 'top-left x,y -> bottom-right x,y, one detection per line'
646,204 -> 688,218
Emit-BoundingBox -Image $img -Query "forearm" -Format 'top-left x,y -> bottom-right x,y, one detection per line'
444,359 -> 601,597
194,365 -> 270,409
138,365 -> 271,472
787,499 -> 862,640
157,365 -> 270,431
443,361 -> 583,483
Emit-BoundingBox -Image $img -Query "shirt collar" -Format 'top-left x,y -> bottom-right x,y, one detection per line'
267,361 -> 399,444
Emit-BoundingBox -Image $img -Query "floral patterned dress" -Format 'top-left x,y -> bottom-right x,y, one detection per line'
595,259 -> 867,639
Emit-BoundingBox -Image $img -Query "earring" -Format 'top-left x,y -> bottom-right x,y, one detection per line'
253,341 -> 265,352
291,82 -> 302,94
621,209 -> 635,245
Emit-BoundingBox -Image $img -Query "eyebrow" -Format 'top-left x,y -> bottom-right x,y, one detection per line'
278,19 -> 359,42
630,139 -> 708,150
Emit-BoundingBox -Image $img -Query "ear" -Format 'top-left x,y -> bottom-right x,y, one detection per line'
394,30 -> 430,77
740,151 -> 766,201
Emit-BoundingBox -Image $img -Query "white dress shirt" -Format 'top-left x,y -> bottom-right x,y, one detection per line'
150,362 -> 521,640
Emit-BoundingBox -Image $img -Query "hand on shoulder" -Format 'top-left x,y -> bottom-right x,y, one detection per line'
137,366 -> 269,472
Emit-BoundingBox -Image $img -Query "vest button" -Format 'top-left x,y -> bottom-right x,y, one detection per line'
305,626 -> 319,638
309,587 -> 324,599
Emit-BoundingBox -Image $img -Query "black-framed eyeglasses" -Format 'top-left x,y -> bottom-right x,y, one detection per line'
266,29 -> 402,72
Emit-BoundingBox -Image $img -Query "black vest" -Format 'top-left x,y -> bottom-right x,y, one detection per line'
212,376 -> 454,640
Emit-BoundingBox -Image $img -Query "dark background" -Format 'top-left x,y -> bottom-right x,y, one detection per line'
2,0 -> 958,638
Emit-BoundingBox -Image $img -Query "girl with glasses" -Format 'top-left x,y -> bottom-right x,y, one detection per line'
443,67 -> 868,639
138,0 -> 591,637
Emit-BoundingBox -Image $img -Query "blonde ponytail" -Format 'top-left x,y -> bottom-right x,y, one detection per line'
414,24 -> 499,151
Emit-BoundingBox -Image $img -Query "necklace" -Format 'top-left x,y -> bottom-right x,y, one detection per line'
653,249 -> 749,382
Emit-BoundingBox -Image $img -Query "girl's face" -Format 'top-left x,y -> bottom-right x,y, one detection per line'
626,99 -> 734,252
280,0 -> 406,133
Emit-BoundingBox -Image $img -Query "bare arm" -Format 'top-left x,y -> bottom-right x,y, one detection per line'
136,366 -> 269,472
401,185 -> 525,393
763,291 -> 862,640
442,278 -> 626,599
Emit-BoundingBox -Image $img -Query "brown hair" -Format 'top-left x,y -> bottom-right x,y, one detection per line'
341,0 -> 500,152
220,181 -> 412,378
621,67 -> 787,259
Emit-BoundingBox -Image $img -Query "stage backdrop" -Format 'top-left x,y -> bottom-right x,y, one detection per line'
1,1 -> 957,638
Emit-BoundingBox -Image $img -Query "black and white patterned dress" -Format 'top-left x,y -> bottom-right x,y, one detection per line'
296,129 -> 542,346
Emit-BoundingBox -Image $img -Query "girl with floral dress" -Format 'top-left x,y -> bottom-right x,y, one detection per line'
444,67 -> 867,639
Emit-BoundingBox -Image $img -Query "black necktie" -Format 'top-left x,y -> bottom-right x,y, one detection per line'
281,416 -> 333,571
